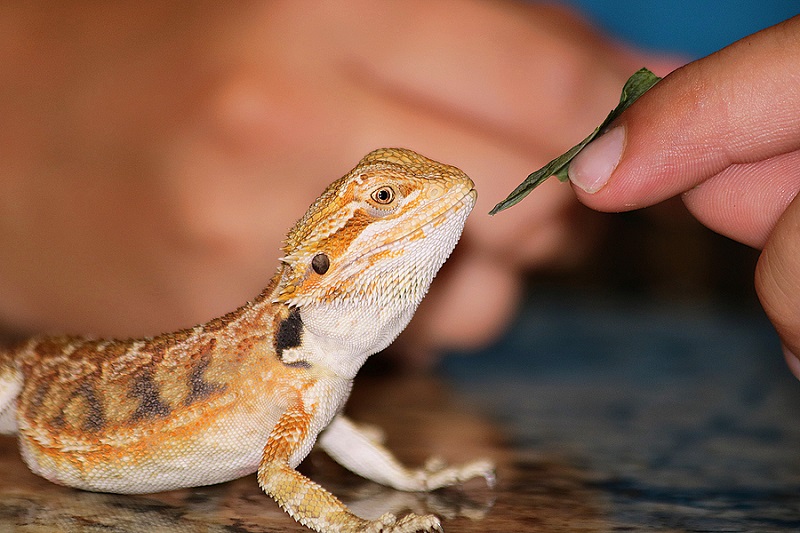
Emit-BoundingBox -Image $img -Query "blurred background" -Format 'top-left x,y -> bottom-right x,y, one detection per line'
0,0 -> 795,355
2,2 -> 800,531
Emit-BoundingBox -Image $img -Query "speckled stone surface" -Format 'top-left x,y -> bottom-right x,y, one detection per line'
1,289 -> 799,531
444,290 -> 800,532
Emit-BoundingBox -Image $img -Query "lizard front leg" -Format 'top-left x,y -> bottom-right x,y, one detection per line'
258,405 -> 442,533
318,415 -> 494,492
0,352 -> 22,434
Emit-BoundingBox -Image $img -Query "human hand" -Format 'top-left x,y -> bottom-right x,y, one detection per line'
566,16 -> 800,377
0,1 -> 671,360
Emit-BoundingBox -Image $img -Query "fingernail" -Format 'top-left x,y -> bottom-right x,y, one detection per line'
783,346 -> 800,381
568,126 -> 625,193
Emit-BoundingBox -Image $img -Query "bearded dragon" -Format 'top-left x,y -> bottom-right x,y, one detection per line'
0,148 -> 492,532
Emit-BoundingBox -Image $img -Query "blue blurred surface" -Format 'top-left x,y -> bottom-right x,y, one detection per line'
562,0 -> 798,58
442,288 -> 800,530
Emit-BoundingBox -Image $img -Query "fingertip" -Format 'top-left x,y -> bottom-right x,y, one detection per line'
782,346 -> 800,381
755,196 -> 800,382
568,126 -> 625,194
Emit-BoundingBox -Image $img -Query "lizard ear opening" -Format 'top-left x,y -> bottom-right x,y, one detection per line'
311,253 -> 330,275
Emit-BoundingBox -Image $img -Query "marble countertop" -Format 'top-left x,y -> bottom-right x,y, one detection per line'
442,290 -> 800,532
2,289 -> 798,531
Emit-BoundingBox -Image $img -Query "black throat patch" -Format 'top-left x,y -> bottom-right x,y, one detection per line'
274,307 -> 309,368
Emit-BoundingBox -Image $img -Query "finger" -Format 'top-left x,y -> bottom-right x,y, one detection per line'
782,347 -> 800,381
569,15 -> 800,210
325,0 -> 647,153
755,191 -> 800,377
682,150 -> 800,249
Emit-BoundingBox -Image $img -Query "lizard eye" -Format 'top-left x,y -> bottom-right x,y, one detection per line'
370,186 -> 395,205
311,253 -> 330,275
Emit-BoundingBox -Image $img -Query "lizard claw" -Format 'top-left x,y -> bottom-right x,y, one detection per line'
417,457 -> 495,491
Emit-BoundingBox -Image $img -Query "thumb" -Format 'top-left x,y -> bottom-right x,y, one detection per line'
567,15 -> 800,210
755,192 -> 800,379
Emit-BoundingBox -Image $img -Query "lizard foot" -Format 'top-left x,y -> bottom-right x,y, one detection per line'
364,512 -> 442,533
415,457 -> 495,491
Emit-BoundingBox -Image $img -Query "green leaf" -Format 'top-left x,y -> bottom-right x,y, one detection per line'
489,68 -> 661,215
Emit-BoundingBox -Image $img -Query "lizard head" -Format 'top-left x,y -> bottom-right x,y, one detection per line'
273,148 -> 476,367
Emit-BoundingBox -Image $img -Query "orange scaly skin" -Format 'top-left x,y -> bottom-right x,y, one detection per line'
0,148 -> 493,533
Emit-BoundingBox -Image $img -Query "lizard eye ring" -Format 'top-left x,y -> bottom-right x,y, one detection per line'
370,186 -> 395,205
311,253 -> 330,275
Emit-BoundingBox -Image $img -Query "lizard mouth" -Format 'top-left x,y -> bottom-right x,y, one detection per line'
392,187 -> 476,243
340,187 -> 477,271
